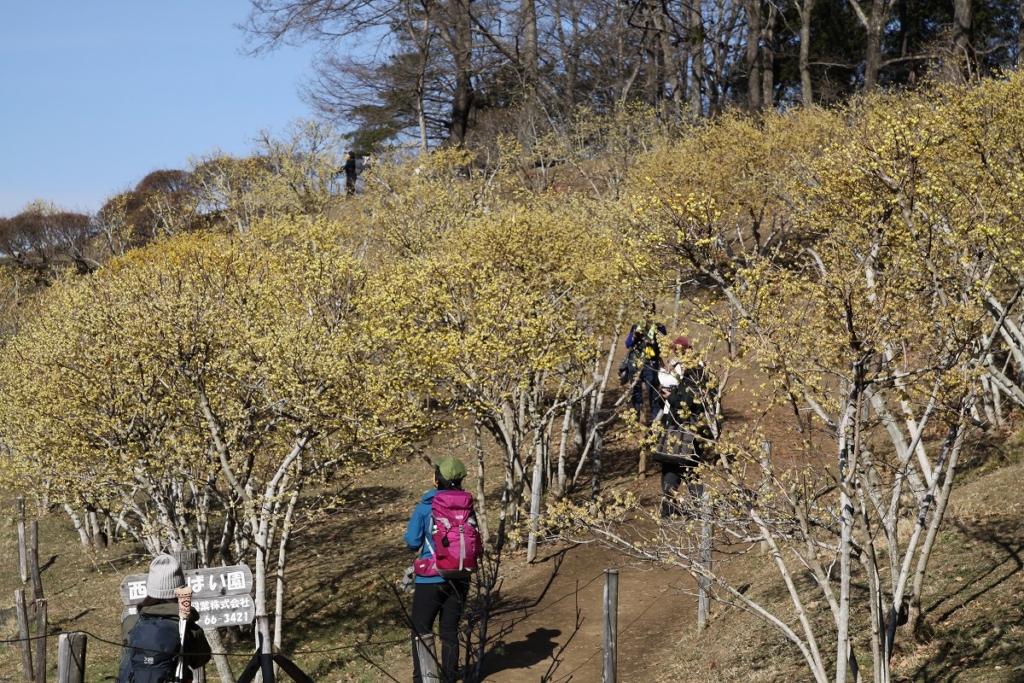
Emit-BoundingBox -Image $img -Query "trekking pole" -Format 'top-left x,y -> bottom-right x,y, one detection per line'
174,586 -> 194,682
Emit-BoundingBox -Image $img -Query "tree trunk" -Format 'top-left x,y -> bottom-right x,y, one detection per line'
494,438 -> 515,555
273,476 -> 302,653
526,429 -> 545,563
412,13 -> 431,151
907,420 -> 968,636
63,504 -> 91,549
418,72 -> 429,151
206,629 -> 236,683
835,389 -> 862,683
87,508 -> 101,550
1018,0 -> 1024,66
799,0 -> 814,105
953,0 -> 972,76
863,0 -> 887,90
746,0 -> 763,113
448,0 -> 475,145
690,0 -> 705,120
473,420 -> 491,544
761,2 -> 777,108
655,6 -> 683,122
521,0 -> 539,91
556,405 -> 572,499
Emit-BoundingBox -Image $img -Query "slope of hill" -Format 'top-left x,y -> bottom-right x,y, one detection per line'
2,425 -> 1023,682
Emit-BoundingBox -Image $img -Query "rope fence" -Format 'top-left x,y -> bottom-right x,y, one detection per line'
0,629 -> 410,657
5,564 -> 657,682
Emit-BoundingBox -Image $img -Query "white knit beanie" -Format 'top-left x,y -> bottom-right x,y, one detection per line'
146,554 -> 186,599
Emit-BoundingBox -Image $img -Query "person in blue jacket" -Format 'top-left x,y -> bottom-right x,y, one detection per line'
404,457 -> 471,683
625,302 -> 667,422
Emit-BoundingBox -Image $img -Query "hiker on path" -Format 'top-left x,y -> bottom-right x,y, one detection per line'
404,456 -> 481,683
117,554 -> 211,683
655,336 -> 716,518
342,150 -> 361,195
625,303 -> 667,423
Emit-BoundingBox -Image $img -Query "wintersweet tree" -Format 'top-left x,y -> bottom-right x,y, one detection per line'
552,81 -> 1024,683
360,147 -> 494,259
0,216 -> 428,661
190,118 -> 347,233
366,191 -> 630,556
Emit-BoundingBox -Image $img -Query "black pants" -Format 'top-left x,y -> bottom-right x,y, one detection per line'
411,579 -> 470,683
630,363 -> 664,421
661,463 -> 703,517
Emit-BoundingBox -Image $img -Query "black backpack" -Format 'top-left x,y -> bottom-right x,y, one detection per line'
617,356 -> 631,385
120,614 -> 183,683
653,422 -> 700,467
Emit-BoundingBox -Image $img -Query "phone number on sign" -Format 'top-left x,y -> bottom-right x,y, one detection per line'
201,611 -> 252,627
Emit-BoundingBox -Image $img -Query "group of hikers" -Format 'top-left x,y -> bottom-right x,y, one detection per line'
400,303 -> 717,682
624,303 -> 716,518
115,304 -> 714,683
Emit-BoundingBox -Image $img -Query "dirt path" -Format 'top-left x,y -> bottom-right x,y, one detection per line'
480,517 -> 700,682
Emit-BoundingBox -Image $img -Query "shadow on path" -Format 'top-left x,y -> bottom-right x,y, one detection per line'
482,627 -> 563,676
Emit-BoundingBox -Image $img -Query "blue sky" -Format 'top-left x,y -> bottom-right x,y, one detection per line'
0,1 -> 320,217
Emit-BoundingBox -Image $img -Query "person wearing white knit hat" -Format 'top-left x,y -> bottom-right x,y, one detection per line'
116,554 -> 211,683
146,554 -> 187,599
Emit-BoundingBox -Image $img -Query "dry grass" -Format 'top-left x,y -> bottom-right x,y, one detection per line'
2,426 -> 1024,682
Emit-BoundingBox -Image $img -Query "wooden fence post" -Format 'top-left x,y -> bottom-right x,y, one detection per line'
602,569 -> 618,683
760,442 -> 772,555
29,520 -> 43,601
34,599 -> 47,683
413,633 -> 441,683
697,490 -> 713,631
56,632 -> 87,683
173,550 -> 205,683
29,518 -> 47,683
15,589 -> 33,681
17,497 -> 28,584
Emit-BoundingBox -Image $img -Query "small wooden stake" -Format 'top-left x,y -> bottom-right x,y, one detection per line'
29,520 -> 43,601
17,497 -> 28,584
697,491 -> 713,631
15,589 -> 33,681
34,598 -> 47,683
603,569 -> 619,683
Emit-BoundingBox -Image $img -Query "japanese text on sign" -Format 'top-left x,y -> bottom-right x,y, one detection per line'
119,564 -> 253,605
126,580 -> 148,602
187,570 -> 246,594
122,594 -> 256,631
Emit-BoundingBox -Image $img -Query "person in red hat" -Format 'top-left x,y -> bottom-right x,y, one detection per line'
668,336 -> 689,354
655,336 -> 716,517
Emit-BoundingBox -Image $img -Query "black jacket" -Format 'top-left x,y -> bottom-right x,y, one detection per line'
663,364 -> 715,456
343,156 -> 360,178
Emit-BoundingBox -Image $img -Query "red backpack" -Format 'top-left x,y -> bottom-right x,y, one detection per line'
415,489 -> 482,579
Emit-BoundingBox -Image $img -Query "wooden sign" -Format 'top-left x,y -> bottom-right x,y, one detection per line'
122,594 -> 256,630
120,565 -> 253,605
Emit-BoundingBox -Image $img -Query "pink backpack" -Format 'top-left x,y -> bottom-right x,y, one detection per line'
416,490 -> 482,579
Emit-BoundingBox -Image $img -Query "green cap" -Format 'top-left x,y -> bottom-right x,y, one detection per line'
436,457 -> 468,482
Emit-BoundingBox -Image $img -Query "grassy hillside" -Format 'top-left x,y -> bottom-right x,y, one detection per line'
2,424 -> 1024,682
